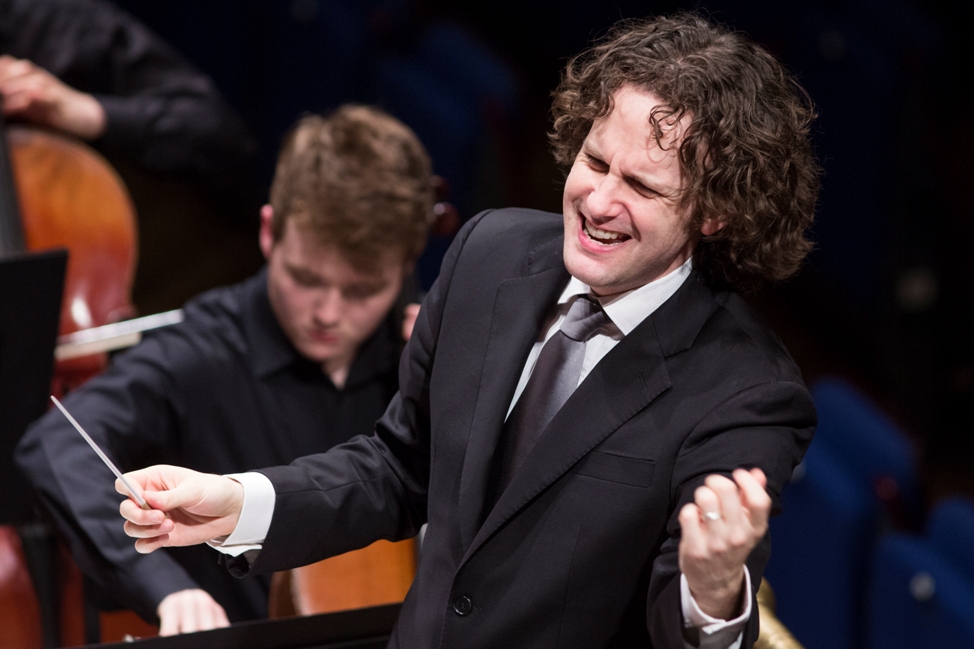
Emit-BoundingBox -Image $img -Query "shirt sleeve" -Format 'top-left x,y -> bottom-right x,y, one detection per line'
680,569 -> 751,649
208,472 -> 275,558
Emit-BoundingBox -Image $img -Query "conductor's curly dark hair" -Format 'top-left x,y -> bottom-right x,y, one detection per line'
550,13 -> 820,292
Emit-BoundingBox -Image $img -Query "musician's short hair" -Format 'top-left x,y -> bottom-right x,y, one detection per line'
550,13 -> 820,291
269,105 -> 434,270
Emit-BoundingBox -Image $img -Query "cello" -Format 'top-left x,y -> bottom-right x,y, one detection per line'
0,121 -> 138,393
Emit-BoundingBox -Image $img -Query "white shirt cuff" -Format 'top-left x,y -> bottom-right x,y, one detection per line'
206,472 -> 275,557
680,568 -> 752,649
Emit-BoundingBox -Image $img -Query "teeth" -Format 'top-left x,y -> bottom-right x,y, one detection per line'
584,220 -> 627,242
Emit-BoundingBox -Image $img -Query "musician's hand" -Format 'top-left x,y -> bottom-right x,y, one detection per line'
156,589 -> 230,636
678,467 -> 770,620
0,55 -> 106,140
402,303 -> 420,341
117,465 -> 244,554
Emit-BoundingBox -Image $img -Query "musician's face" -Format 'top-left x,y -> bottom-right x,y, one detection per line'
261,209 -> 405,381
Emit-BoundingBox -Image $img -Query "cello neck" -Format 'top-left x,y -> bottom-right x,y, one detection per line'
0,109 -> 27,257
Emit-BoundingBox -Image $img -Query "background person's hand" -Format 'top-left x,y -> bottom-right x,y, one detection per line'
678,467 -> 771,620
156,588 -> 230,636
117,465 -> 244,554
0,54 -> 106,139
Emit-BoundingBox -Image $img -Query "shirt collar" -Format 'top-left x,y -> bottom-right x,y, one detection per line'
244,267 -> 399,386
244,267 -> 304,378
557,257 -> 693,335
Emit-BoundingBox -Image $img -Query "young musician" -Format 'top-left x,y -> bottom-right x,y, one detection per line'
16,105 -> 434,635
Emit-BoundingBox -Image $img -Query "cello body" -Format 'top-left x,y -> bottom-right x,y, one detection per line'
5,125 -> 138,394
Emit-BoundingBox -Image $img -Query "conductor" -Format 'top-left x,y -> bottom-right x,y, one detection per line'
118,14 -> 819,648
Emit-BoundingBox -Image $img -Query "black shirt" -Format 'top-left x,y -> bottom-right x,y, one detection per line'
0,0 -> 255,187
14,268 -> 402,623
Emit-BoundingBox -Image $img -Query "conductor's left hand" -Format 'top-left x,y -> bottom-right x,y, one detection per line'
117,465 -> 244,554
678,467 -> 771,620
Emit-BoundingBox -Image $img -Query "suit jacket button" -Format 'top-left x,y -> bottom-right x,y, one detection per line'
453,595 -> 473,616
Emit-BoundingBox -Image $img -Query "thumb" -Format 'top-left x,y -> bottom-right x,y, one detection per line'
143,479 -> 199,513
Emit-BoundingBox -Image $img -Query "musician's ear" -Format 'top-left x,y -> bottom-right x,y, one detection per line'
259,204 -> 275,259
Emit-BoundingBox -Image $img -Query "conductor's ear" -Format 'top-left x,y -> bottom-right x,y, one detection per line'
701,215 -> 727,236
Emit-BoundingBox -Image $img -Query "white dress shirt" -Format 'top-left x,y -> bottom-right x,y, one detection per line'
216,258 -> 750,648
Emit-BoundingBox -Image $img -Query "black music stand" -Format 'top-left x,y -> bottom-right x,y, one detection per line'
83,603 -> 401,649
0,248 -> 67,648
0,248 -> 66,524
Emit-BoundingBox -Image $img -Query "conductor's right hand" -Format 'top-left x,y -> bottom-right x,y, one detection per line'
117,465 -> 244,554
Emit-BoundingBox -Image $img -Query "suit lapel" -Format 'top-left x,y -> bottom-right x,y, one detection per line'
456,239 -> 568,549
460,271 -> 717,565
461,311 -> 672,565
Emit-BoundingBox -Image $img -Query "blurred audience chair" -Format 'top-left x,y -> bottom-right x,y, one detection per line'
765,376 -> 920,649
866,526 -> 974,649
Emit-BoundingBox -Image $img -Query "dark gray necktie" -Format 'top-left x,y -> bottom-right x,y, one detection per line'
494,295 -> 611,495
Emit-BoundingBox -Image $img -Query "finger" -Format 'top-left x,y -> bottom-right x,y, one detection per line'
158,608 -> 179,637
678,502 -> 707,557
197,595 -> 218,631
212,602 -> 230,628
179,594 -> 200,634
123,519 -> 173,539
693,484 -> 723,527
150,478 -> 207,512
115,477 -> 137,498
119,498 -> 166,525
0,87 -> 34,114
733,468 -> 771,512
134,534 -> 170,554
734,468 -> 772,529
120,465 -> 180,491
749,467 -> 768,488
705,473 -> 744,529
0,58 -> 35,82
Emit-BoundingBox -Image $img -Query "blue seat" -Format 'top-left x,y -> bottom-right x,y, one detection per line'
867,534 -> 974,649
811,377 -> 920,520
766,442 -> 878,649
764,376 -> 920,649
926,497 -> 974,585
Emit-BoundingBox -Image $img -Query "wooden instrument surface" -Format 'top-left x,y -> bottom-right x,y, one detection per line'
5,125 -> 138,394
270,539 -> 417,619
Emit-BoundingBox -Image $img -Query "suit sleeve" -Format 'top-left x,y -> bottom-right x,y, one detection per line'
241,212 -> 493,576
647,380 -> 816,648
0,0 -> 255,187
90,0 -> 256,188
14,332 -> 209,623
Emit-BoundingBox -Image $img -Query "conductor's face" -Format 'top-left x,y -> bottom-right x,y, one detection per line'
261,209 -> 405,379
562,85 -> 722,297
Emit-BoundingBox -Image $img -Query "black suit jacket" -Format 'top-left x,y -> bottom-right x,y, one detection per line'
241,208 -> 816,648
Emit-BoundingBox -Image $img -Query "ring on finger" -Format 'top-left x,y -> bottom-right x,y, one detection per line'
703,510 -> 722,522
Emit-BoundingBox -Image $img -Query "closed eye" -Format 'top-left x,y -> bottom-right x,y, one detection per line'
585,153 -> 609,172
625,177 -> 656,195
